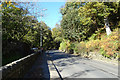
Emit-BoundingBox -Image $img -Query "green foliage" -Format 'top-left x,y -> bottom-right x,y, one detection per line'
68,43 -> 75,50
60,2 -> 120,42
86,39 -> 100,52
82,28 -> 119,59
58,28 -> 119,59
72,42 -> 79,54
99,28 -> 119,58
99,48 -> 106,57
2,2 -> 54,65
59,40 -> 75,54
60,2 -> 83,42
52,24 -> 62,40
74,41 -> 87,56
59,1 -> 120,59
67,43 -> 75,54
59,39 -> 71,52
42,23 -> 53,50
51,24 -> 63,49
59,41 -> 67,51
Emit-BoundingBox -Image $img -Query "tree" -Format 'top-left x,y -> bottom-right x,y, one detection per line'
52,24 -> 63,49
60,2 -> 83,42
78,2 -> 120,36
60,2 -> 120,42
1,1 -> 54,65
52,23 -> 62,41
40,21 -> 53,50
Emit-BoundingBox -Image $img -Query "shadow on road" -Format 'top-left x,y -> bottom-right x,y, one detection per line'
46,50 -> 78,61
24,50 -> 75,79
68,69 -> 95,78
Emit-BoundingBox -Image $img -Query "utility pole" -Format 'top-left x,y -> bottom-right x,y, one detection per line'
40,9 -> 47,49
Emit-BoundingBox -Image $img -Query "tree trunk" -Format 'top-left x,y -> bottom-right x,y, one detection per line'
104,17 -> 112,35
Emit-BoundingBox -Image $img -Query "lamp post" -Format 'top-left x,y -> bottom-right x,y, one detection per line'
40,9 -> 47,49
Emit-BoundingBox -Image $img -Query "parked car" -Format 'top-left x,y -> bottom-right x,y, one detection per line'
31,48 -> 38,52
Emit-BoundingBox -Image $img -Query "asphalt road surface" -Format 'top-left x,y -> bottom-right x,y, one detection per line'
46,50 -> 118,79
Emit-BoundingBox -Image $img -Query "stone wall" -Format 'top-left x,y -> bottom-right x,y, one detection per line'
0,52 -> 40,79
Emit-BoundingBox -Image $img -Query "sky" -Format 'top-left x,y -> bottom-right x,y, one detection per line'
36,2 -> 66,29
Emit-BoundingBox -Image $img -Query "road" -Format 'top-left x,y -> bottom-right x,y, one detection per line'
46,50 -> 118,79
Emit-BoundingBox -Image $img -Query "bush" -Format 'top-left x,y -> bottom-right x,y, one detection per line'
99,28 -> 119,59
59,40 -> 70,52
86,39 -> 100,52
59,41 -> 67,51
68,43 -> 75,54
99,48 -> 111,58
74,43 -> 79,54
75,41 -> 87,56
85,28 -> 119,59
58,28 -> 119,59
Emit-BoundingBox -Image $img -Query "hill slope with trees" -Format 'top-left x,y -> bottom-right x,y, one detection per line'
58,2 -> 120,60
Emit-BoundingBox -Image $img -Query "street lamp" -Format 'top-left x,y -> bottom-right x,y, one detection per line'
40,9 -> 47,49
